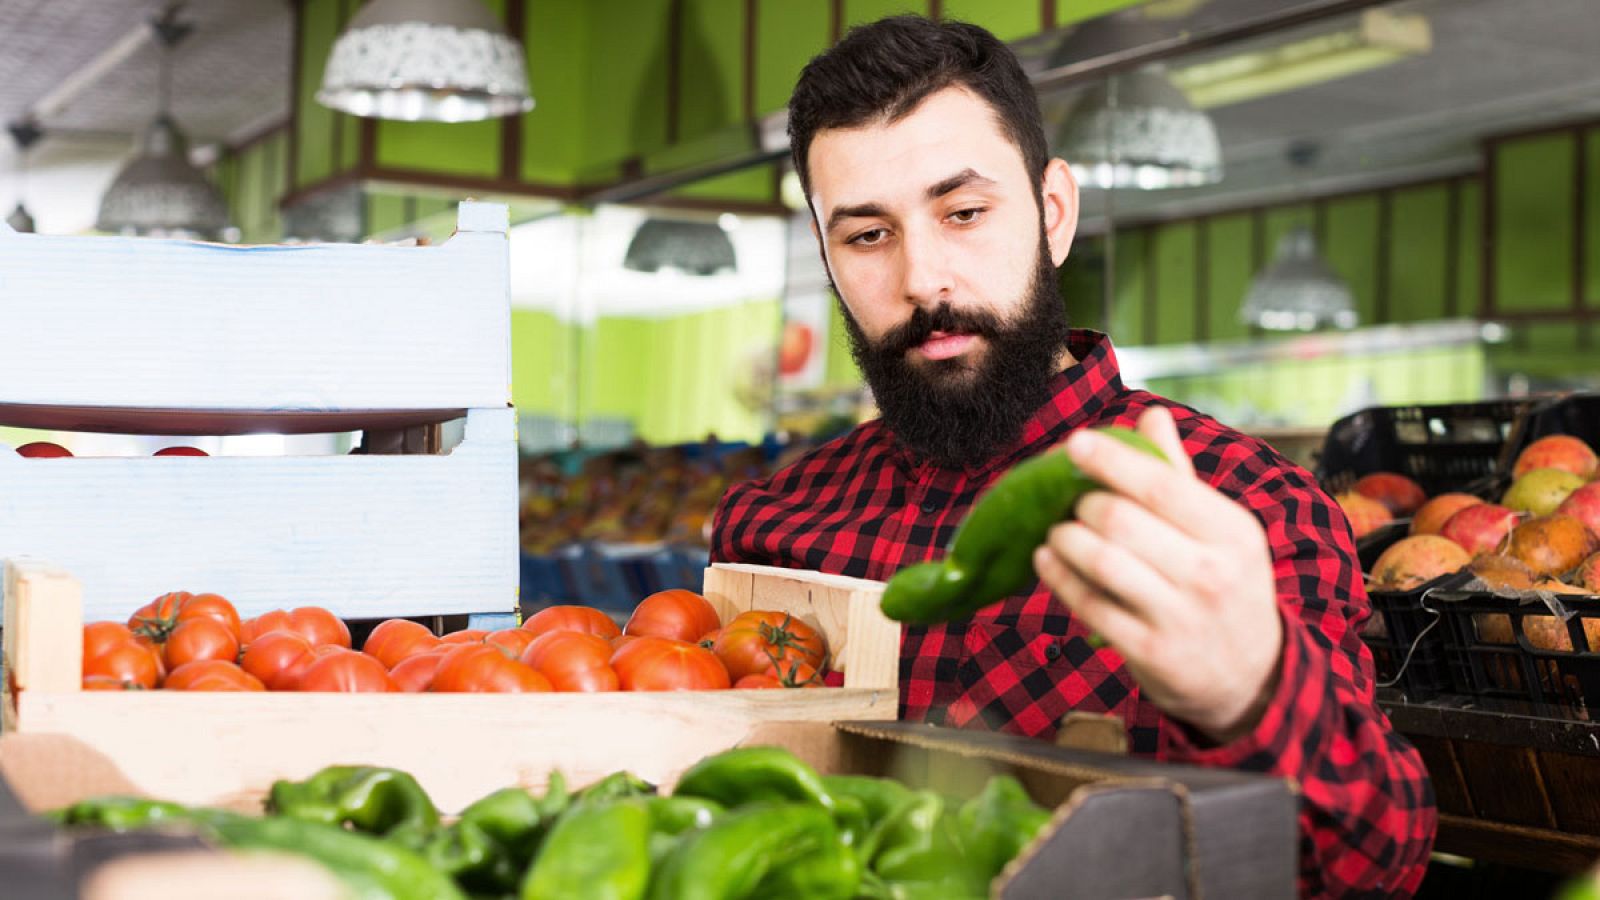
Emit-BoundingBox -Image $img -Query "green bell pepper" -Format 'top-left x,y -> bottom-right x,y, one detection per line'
268,765 -> 441,848
425,777 -> 567,896
880,426 -> 1166,624
752,824 -> 861,900
52,796 -> 206,831
521,797 -> 653,900
862,791 -> 988,897
648,803 -> 849,900
671,746 -> 835,812
210,812 -> 467,900
576,770 -> 656,804
820,775 -> 910,827
957,775 -> 1052,881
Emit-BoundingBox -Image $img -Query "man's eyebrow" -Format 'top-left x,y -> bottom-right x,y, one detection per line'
824,170 -> 997,233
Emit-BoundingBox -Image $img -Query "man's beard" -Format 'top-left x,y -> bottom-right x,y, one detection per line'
836,238 -> 1073,470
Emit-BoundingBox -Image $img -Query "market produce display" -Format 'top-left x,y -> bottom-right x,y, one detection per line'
879,426 -> 1166,625
48,745 -> 1053,900
81,588 -> 836,692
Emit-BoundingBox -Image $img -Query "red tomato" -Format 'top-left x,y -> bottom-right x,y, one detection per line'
431,645 -> 551,693
696,629 -> 720,650
520,632 -> 619,692
612,634 -> 640,652
153,446 -> 208,456
162,617 -> 240,670
242,607 -> 350,649
624,590 -> 721,643
712,611 -> 827,681
734,673 -> 782,689
390,649 -> 451,692
611,637 -> 730,691
17,441 -> 71,458
82,675 -> 144,690
751,657 -> 823,687
240,631 -> 315,690
295,649 -> 396,693
82,642 -> 163,689
522,606 -> 622,641
164,660 -> 265,691
484,628 -> 536,657
83,621 -> 137,663
362,619 -> 440,669
129,592 -> 241,642
440,629 -> 489,644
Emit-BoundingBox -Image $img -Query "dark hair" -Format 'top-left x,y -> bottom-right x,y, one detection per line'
787,15 -> 1048,200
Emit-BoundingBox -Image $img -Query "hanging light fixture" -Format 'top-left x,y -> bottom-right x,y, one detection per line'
624,218 -> 738,276
1054,66 -> 1223,190
5,120 -> 41,233
96,14 -> 229,239
318,0 -> 534,123
1240,226 -> 1358,331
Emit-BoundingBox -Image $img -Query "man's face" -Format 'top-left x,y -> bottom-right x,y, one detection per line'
806,85 -> 1081,467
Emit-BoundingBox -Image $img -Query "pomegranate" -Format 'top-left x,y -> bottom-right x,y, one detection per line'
1353,472 -> 1428,517
1504,515 -> 1598,577
1468,554 -> 1538,592
1441,504 -> 1520,556
1578,552 -> 1600,593
1557,482 -> 1600,541
1411,493 -> 1484,536
1503,468 -> 1587,517
1368,536 -> 1470,592
1335,492 -> 1393,540
1513,434 -> 1599,480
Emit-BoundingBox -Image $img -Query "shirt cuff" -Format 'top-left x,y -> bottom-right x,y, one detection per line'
1163,606 -> 1322,773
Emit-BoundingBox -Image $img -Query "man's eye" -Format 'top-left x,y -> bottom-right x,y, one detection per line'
849,228 -> 887,246
949,207 -> 986,224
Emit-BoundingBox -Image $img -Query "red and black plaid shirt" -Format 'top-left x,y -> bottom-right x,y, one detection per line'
712,329 -> 1435,898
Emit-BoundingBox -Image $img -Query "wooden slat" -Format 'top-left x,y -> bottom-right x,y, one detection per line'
1454,741 -> 1558,829
3,559 -> 83,728
1539,750 -> 1600,836
1408,734 -> 1475,818
1437,813 -> 1600,875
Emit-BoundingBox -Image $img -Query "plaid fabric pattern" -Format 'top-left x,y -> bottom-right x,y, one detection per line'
712,330 -> 1435,898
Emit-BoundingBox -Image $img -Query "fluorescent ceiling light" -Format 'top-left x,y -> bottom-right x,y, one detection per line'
1172,9 -> 1431,109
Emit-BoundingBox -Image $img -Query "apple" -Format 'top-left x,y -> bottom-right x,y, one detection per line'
1502,468 -> 1587,517
17,441 -> 72,458
154,446 -> 208,457
778,321 -> 815,377
1411,493 -> 1484,536
1513,434 -> 1598,480
1353,472 -> 1427,517
1440,504 -> 1520,556
1557,482 -> 1600,540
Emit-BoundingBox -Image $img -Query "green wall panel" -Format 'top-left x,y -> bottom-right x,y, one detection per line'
1456,179 -> 1482,317
1059,238 -> 1104,332
295,0 -> 340,188
844,0 -> 929,31
511,309 -> 575,416
521,0 -> 589,183
824,299 -> 863,387
1323,195 -> 1380,327
1056,0 -> 1148,27
1151,222 -> 1197,345
376,119 -> 502,177
756,0 -> 831,116
671,165 -> 776,203
1204,213 -> 1252,342
1111,228 -> 1146,344
585,0 -> 674,171
678,0 -> 745,142
1261,204 -> 1313,261
942,0 -> 1040,40
1586,129 -> 1600,310
1387,184 -> 1450,322
364,193 -> 407,236
1494,133 -> 1576,314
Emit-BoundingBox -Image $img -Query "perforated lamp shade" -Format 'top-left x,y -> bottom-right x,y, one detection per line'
5,204 -> 34,233
95,115 -> 229,239
318,0 -> 534,122
1055,67 -> 1223,190
624,219 -> 738,276
1239,227 -> 1358,331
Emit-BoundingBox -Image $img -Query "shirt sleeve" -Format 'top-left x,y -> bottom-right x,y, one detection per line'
1162,457 -> 1437,898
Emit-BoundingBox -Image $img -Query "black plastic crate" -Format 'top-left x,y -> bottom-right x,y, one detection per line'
1357,523 -> 1454,701
1498,392 -> 1600,477
1317,399 -> 1535,497
1432,586 -> 1600,713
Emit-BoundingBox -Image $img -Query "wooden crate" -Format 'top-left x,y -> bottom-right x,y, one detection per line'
2,559 -> 899,813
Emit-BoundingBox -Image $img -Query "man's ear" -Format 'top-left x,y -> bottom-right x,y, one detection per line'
1041,157 -> 1079,267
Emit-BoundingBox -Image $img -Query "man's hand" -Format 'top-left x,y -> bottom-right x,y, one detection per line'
1032,407 -> 1284,744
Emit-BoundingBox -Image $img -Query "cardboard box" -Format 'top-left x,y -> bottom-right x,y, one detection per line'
0,720 -> 1297,899
2,561 -> 900,812
0,203 -> 510,412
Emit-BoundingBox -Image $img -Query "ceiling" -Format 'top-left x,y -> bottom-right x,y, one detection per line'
0,0 -> 1595,234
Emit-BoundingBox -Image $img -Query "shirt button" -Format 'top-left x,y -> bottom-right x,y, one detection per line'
920,500 -> 938,514
1044,642 -> 1063,662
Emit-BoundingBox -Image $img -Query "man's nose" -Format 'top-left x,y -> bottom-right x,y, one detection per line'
899,223 -> 954,310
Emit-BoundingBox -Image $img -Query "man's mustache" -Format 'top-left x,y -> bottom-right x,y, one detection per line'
875,304 -> 1004,357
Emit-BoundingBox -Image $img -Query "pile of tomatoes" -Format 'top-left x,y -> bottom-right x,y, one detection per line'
80,588 -> 833,693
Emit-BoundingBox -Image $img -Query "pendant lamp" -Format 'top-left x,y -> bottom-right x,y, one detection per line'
1239,227 -> 1358,331
318,0 -> 534,123
5,120 -> 40,233
96,15 -> 229,239
1055,66 -> 1223,190
624,218 -> 738,276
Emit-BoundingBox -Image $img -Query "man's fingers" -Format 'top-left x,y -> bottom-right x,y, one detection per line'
1136,406 -> 1194,477
1064,427 -> 1250,544
1033,544 -> 1151,653
1039,521 -> 1186,625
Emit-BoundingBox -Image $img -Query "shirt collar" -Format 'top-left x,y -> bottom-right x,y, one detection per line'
888,329 -> 1128,479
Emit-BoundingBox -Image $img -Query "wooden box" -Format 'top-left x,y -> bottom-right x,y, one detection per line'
2,559 -> 900,813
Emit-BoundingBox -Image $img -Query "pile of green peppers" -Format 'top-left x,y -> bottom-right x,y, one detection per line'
50,746 -> 1053,900
880,425 -> 1167,625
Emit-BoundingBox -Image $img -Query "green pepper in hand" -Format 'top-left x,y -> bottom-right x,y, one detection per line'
881,426 -> 1167,625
